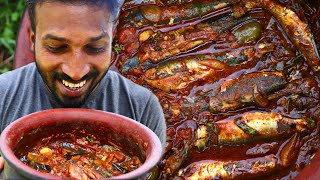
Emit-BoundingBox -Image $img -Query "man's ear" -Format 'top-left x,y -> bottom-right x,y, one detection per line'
28,28 -> 35,52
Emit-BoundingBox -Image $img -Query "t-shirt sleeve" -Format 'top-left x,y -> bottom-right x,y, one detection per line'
141,93 -> 167,150
0,71 -> 15,131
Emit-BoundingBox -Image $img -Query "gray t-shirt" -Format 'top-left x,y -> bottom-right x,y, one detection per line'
0,63 -> 166,147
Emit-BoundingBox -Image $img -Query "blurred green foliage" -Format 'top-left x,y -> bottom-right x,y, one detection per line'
0,0 -> 25,54
0,0 -> 26,74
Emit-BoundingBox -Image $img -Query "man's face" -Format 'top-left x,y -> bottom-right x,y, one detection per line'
30,2 -> 113,107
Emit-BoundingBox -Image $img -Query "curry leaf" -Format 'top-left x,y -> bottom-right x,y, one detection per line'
86,136 -> 94,142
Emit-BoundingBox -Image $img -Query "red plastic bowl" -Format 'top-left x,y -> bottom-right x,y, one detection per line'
0,108 -> 163,179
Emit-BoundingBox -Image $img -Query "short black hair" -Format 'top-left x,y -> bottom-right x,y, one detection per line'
27,0 -> 123,32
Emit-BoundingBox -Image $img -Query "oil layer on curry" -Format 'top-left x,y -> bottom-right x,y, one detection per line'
16,131 -> 142,179
111,0 -> 320,179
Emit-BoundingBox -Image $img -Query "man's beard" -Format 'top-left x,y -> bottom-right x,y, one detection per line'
35,61 -> 107,108
54,94 -> 87,108
52,70 -> 100,108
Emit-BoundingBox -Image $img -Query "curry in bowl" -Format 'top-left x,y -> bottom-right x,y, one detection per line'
0,109 -> 162,179
16,130 -> 142,178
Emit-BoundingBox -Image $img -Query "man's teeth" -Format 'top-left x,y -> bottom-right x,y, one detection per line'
62,80 -> 86,88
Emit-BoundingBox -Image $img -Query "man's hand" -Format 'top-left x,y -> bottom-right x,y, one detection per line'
0,156 -> 4,171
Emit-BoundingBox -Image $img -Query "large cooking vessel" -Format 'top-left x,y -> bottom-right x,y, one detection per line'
110,0 -> 320,179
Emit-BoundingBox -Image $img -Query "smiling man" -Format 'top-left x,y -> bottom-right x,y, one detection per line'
33,2 -> 113,108
0,0 -> 166,146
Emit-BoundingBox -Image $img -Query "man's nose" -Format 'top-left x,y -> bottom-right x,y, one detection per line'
61,50 -> 90,81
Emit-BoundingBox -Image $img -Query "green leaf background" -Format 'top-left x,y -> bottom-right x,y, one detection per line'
0,0 -> 26,74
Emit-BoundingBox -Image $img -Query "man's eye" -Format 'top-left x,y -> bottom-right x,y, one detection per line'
85,45 -> 105,54
46,45 -> 67,53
